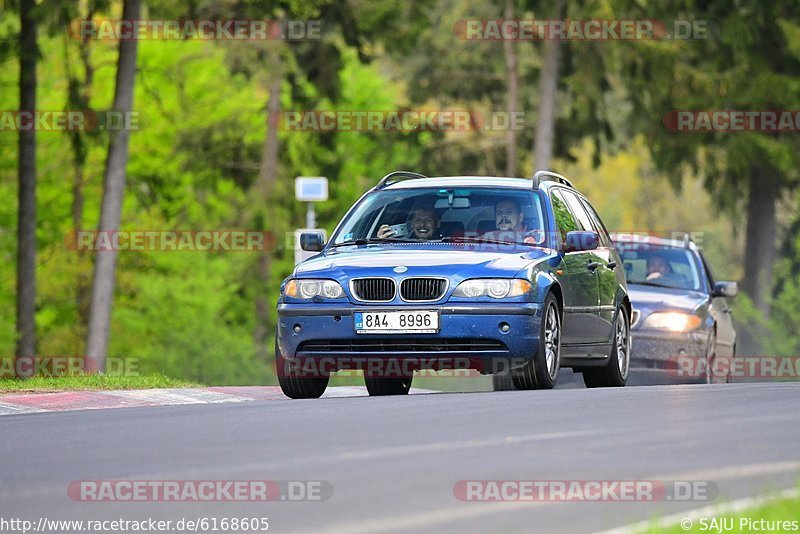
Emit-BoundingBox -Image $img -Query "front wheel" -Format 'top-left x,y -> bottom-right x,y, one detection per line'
492,372 -> 516,391
276,340 -> 329,399
513,293 -> 561,390
364,374 -> 413,396
583,306 -> 630,388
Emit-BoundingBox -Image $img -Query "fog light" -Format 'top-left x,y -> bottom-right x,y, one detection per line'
293,324 -> 302,334
500,323 -> 510,333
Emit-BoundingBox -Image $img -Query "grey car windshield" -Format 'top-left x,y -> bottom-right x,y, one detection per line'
618,247 -> 702,291
332,188 -> 546,245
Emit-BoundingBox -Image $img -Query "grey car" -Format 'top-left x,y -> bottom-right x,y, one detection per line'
611,234 -> 737,384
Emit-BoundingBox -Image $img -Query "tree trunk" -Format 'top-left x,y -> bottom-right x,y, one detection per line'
741,166 -> 779,317
502,0 -> 519,177
15,0 -> 38,377
85,0 -> 140,372
73,15 -> 95,334
253,46 -> 283,362
532,0 -> 564,173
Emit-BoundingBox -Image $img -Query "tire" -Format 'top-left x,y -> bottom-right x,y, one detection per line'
492,372 -> 516,391
275,339 -> 329,399
512,293 -> 561,390
364,374 -> 413,396
582,306 -> 630,388
706,330 -> 731,384
705,330 -> 719,384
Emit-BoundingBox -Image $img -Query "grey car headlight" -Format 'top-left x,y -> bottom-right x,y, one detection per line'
642,312 -> 702,333
452,279 -> 531,299
285,279 -> 345,300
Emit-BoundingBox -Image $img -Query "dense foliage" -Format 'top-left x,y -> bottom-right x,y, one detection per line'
1,1 -> 798,384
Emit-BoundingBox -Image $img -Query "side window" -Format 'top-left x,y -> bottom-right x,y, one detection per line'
560,190 -> 595,232
698,251 -> 716,292
551,189 -> 580,242
578,197 -> 612,248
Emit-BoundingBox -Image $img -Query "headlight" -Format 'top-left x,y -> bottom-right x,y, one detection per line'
452,279 -> 531,299
642,312 -> 702,332
285,279 -> 345,300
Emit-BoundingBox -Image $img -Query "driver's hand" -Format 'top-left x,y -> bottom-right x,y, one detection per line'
377,225 -> 395,238
646,272 -> 662,281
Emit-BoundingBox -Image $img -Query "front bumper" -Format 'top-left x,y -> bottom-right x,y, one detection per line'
628,329 -> 710,383
276,303 -> 541,374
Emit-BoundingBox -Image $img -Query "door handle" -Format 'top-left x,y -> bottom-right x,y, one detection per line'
586,261 -> 601,271
723,309 -> 732,314
606,261 -> 617,270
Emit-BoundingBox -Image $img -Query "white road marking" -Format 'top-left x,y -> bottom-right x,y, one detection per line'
299,461 -> 800,534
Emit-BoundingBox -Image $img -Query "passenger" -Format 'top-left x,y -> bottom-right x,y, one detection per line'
487,199 -> 540,244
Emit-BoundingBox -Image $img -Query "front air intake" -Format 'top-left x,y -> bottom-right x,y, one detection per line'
351,278 -> 396,302
400,278 -> 448,302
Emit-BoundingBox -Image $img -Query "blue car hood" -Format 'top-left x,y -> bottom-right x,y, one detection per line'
627,284 -> 708,314
295,244 -> 555,279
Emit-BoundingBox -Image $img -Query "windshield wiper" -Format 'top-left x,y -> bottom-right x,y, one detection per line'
330,237 -> 424,248
440,236 -> 537,247
628,280 -> 686,289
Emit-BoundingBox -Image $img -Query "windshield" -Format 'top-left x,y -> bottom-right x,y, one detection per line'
617,246 -> 702,291
331,187 -> 547,246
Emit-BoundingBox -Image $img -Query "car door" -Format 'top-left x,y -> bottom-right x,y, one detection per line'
699,251 -> 736,356
575,195 -> 619,343
551,188 -> 600,344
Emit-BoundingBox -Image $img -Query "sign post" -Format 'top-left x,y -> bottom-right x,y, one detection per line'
294,177 -> 329,265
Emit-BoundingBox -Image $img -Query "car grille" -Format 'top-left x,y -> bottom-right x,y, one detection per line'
400,278 -> 448,302
351,278 -> 396,302
298,338 -> 506,353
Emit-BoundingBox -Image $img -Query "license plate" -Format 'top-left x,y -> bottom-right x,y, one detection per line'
354,310 -> 439,334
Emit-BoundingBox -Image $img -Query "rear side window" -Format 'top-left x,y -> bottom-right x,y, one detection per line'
578,197 -> 612,248
560,189 -> 596,233
550,189 -> 580,242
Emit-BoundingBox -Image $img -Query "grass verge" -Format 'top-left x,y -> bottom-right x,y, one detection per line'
648,487 -> 800,533
0,373 -> 202,394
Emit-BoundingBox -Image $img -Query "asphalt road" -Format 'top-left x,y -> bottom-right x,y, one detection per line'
2,382 -> 799,533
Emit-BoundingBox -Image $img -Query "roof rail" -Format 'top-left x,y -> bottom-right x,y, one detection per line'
376,170 -> 429,189
532,170 -> 574,190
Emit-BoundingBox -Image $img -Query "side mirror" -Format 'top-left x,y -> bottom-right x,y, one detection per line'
564,231 -> 599,252
713,281 -> 738,298
300,231 -> 325,252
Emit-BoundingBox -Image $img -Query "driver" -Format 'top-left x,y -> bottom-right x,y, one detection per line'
645,255 -> 682,286
377,204 -> 441,240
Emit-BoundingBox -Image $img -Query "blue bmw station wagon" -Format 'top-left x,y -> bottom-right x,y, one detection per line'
276,171 -> 631,398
